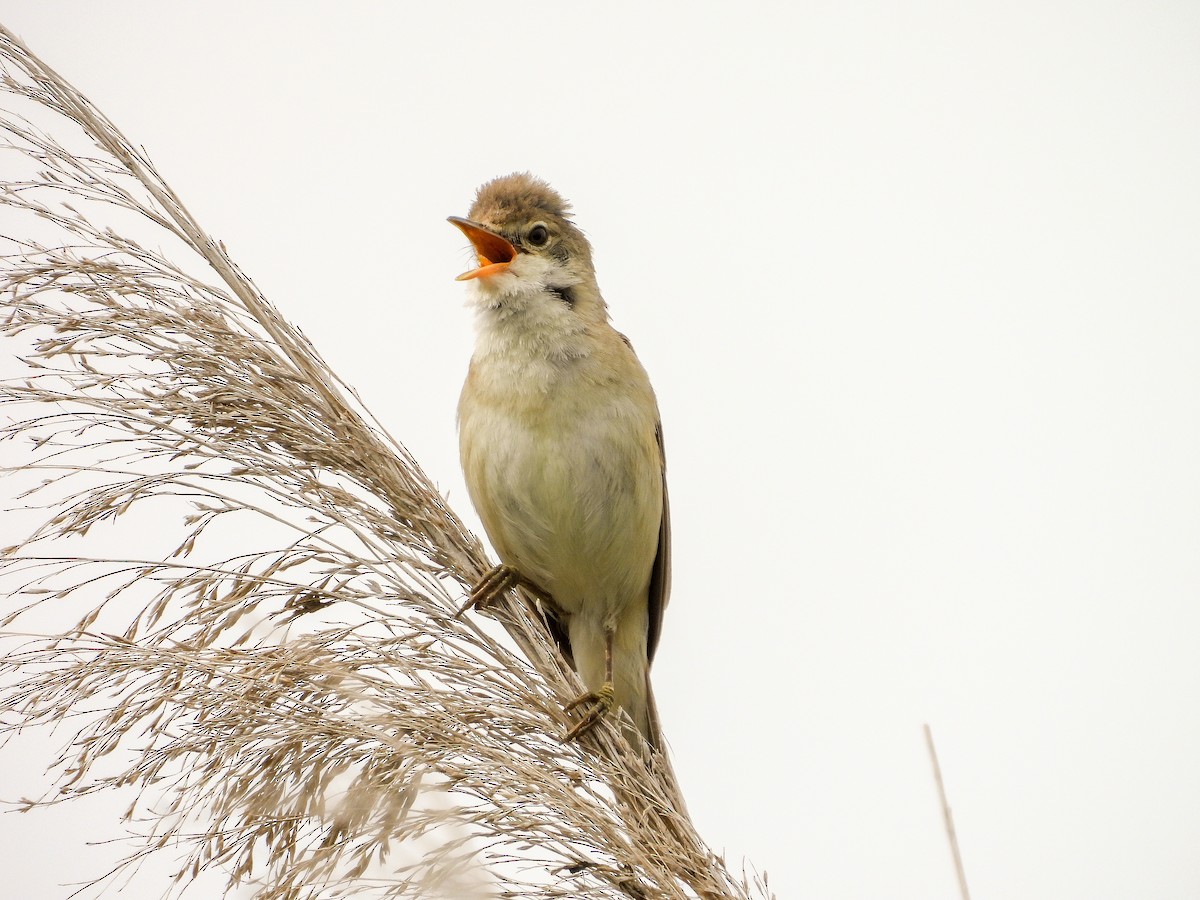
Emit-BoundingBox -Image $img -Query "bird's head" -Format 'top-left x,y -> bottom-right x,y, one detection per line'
449,173 -> 604,323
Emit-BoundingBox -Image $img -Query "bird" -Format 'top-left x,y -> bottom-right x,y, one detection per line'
450,172 -> 670,750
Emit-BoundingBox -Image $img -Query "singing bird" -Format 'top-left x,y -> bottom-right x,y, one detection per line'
451,173 -> 670,750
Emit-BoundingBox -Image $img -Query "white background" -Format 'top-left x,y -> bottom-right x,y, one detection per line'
2,3 -> 1199,898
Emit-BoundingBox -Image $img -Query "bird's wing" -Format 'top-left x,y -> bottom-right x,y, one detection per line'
646,421 -> 671,664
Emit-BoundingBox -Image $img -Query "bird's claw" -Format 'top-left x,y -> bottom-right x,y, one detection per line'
564,681 -> 615,741
456,564 -> 556,619
455,564 -> 521,618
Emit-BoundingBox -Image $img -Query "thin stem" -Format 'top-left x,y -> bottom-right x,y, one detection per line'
924,723 -> 971,900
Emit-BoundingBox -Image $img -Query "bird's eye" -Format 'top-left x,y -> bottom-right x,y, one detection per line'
526,224 -> 550,247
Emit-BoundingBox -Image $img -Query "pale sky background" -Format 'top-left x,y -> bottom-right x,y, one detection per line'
2,3 -> 1199,898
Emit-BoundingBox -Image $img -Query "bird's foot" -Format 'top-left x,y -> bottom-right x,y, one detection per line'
456,564 -> 553,618
563,681 -> 616,741
455,564 -> 520,617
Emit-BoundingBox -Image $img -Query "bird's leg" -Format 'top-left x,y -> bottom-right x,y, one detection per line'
564,629 -> 616,741
455,564 -> 554,618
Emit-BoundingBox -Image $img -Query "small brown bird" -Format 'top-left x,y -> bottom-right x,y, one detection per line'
451,173 -> 670,749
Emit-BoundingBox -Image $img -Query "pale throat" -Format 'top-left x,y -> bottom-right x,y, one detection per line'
468,268 -> 593,378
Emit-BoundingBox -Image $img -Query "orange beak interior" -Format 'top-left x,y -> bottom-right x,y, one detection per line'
448,217 -> 517,281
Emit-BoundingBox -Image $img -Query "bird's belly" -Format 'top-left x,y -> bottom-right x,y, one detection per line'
461,397 -> 661,623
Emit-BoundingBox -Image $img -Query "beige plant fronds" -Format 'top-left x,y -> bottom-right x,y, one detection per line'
0,24 -> 773,900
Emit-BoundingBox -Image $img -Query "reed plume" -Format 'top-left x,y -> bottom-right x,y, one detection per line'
0,24 -> 772,900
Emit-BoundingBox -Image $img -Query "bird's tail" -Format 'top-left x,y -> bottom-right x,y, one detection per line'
568,612 -> 658,749
569,616 -> 690,821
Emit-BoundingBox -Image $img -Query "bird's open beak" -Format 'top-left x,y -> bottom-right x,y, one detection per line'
448,217 -> 517,281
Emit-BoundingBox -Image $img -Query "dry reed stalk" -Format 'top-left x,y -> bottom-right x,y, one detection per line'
0,23 -> 772,900
924,724 -> 971,900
